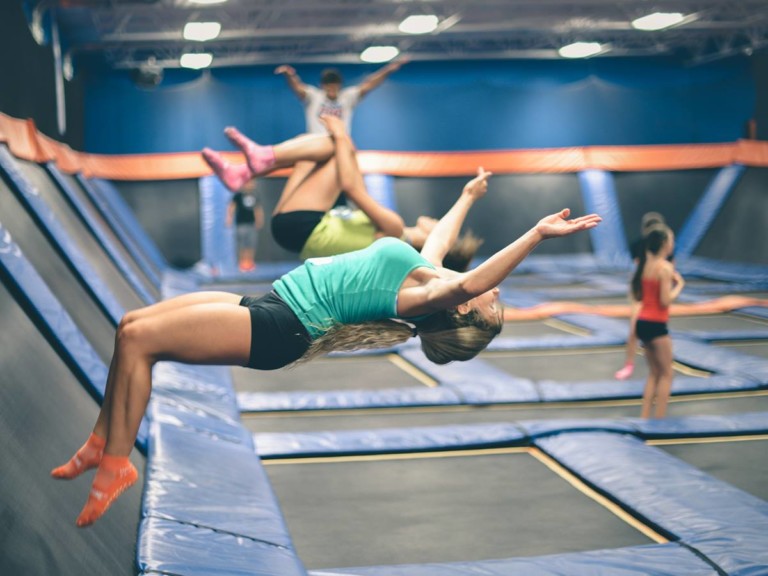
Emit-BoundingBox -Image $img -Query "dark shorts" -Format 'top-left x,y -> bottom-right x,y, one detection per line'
635,320 -> 669,343
239,292 -> 311,370
271,211 -> 324,253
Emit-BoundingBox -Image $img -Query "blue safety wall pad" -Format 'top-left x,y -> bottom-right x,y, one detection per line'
674,338 -> 768,384
363,174 -> 397,210
309,543 -> 717,576
0,222 -> 149,451
254,412 -> 768,458
578,170 -> 632,268
676,165 -> 746,260
76,175 -> 164,289
399,348 -> 541,404
678,256 -> 768,284
46,164 -> 156,305
87,177 -> 170,274
0,145 -> 125,324
536,431 -> 768,576
138,517 -> 307,576
199,174 -> 238,277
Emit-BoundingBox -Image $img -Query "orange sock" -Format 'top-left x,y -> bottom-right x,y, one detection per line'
51,433 -> 106,479
76,454 -> 138,527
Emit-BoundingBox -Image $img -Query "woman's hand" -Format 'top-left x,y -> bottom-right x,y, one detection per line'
319,114 -> 348,139
535,208 -> 602,239
462,167 -> 493,200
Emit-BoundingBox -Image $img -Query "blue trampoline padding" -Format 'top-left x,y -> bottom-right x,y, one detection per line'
513,253 -> 602,274
578,169 -> 632,268
137,517 -> 307,576
152,363 -> 241,424
678,256 -> 768,284
142,419 -> 297,548
46,164 -> 155,305
254,422 -> 528,458
676,165 -> 745,260
0,146 -> 125,324
398,348 -> 541,403
518,419 -> 637,439
76,174 -> 164,289
671,328 -> 768,342
88,177 -> 169,273
737,305 -> 768,320
554,313 -> 629,336
238,386 -> 462,412
309,543 -> 716,576
149,401 -> 251,447
0,221 -> 149,451
536,432 -> 768,573
486,332 -> 625,352
632,411 -> 768,439
538,374 -> 758,402
674,338 -> 768,383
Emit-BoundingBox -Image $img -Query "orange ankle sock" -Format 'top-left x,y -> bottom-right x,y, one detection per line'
51,433 -> 106,479
76,454 -> 138,527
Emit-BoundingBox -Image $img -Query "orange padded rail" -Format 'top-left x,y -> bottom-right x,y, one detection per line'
3,111 -> 768,180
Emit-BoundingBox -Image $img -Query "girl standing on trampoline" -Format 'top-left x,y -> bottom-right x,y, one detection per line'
202,115 -> 482,271
632,225 -> 685,419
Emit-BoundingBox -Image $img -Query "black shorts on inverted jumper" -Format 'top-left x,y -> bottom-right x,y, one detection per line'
635,320 -> 669,343
271,211 -> 324,252
239,292 -> 311,370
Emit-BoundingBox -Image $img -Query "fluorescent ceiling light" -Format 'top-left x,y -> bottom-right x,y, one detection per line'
183,22 -> 221,41
399,15 -> 439,34
180,53 -> 213,69
188,0 -> 228,5
632,12 -> 685,31
360,46 -> 400,63
558,42 -> 603,59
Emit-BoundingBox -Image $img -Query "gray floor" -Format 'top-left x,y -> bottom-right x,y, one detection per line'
713,340 -> 768,358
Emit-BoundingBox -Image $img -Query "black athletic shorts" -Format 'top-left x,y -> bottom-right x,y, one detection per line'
239,292 -> 311,370
271,211 -> 324,252
635,320 -> 669,343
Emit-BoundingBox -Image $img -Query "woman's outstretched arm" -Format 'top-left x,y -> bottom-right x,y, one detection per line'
400,209 -> 602,314
419,167 -> 491,267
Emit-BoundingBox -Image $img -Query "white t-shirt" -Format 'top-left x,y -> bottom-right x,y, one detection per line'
303,85 -> 362,134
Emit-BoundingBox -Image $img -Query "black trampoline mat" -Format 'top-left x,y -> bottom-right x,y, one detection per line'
500,319 -> 575,338
481,348 -> 655,382
670,314 -> 768,332
712,340 -> 768,358
656,437 -> 768,502
264,449 -> 653,569
232,355 -> 429,394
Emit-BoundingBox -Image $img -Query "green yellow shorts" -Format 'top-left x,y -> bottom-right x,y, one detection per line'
299,208 -> 378,259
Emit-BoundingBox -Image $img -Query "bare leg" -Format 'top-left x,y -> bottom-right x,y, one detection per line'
640,341 -> 660,419
651,336 -> 674,418
224,128 -> 335,175
76,301 -> 252,526
273,157 -> 343,214
616,300 -> 640,380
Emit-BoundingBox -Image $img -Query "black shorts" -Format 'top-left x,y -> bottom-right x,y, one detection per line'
239,292 -> 311,370
271,211 -> 324,253
635,320 -> 669,343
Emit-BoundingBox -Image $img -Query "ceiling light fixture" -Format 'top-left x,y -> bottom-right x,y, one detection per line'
183,22 -> 221,42
180,53 -> 213,69
631,12 -> 685,31
399,15 -> 439,34
360,45 -> 400,63
188,0 -> 228,5
558,42 -> 604,59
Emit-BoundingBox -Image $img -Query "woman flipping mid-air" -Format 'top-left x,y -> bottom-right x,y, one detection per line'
52,133 -> 601,529
632,225 -> 685,418
202,115 -> 483,271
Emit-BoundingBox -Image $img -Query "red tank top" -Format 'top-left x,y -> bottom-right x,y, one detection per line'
638,278 -> 669,322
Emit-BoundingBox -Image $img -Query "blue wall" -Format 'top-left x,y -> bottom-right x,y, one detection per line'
84,57 -> 754,154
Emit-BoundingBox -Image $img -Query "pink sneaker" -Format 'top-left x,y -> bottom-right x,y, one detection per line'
223,127 -> 276,175
201,148 -> 253,192
614,363 -> 634,380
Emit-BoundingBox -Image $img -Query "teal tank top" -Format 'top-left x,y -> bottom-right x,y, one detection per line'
273,237 -> 436,339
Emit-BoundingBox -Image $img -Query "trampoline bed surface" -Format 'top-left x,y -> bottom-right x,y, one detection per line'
499,319 -> 578,338
670,313 -> 768,332
232,355 -> 431,394
263,448 -> 655,570
655,436 -> 768,502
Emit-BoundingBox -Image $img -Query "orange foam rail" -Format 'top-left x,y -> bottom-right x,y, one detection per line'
3,112 -> 768,181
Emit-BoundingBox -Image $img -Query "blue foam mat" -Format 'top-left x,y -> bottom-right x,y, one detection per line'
310,543 -> 716,576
